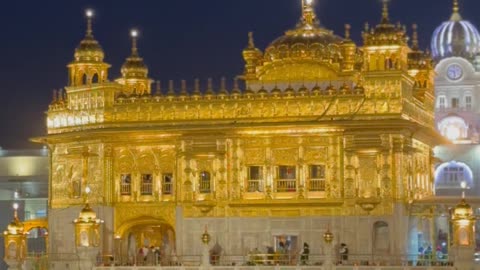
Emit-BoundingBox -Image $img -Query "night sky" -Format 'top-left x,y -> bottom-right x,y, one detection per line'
1,0 -> 478,149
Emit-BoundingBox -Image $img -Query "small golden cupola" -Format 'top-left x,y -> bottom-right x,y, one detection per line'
244,0 -> 359,88
408,24 -> 435,103
362,0 -> 410,72
362,0 -> 408,47
116,29 -> 152,95
67,9 -> 111,87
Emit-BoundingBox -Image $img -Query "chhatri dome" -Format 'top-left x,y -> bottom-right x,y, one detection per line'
243,0 -> 359,84
264,0 -> 344,63
431,0 -> 480,62
74,9 -> 105,63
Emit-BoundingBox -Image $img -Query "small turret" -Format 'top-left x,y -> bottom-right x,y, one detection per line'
67,9 -> 111,87
116,29 -> 153,95
242,32 -> 263,82
341,24 -> 357,71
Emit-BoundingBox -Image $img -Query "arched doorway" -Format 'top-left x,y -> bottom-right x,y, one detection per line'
26,227 -> 48,254
373,221 -> 390,255
23,218 -> 48,255
116,219 -> 175,266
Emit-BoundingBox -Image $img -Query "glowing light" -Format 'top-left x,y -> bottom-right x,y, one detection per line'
13,203 -> 18,210
461,181 -> 467,189
305,0 -> 313,5
85,186 -> 91,194
85,9 -> 94,18
446,125 -> 461,141
131,29 -> 138,38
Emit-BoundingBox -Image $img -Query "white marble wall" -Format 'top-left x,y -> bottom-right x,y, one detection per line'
177,208 -> 411,258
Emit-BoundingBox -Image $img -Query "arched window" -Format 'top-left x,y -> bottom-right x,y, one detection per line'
92,73 -> 99,84
437,116 -> 468,141
373,221 -> 390,254
81,73 -> 88,85
434,161 -> 473,190
199,171 -> 211,193
465,95 -> 472,110
437,96 -> 446,110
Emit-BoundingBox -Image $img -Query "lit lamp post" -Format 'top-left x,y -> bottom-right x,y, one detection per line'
323,228 -> 334,269
3,203 -> 26,270
201,226 -> 211,267
450,189 -> 476,270
73,186 -> 104,269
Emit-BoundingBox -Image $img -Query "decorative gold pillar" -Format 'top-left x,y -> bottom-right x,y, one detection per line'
201,226 -> 211,267
73,198 -> 104,269
73,203 -> 104,248
323,228 -> 334,269
451,198 -> 476,270
3,203 -> 26,270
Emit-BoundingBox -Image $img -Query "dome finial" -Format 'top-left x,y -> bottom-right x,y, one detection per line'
411,24 -> 419,50
345,24 -> 351,40
453,0 -> 459,13
248,32 -> 255,49
381,0 -> 390,24
301,0 -> 317,26
130,29 -> 139,56
450,0 -> 462,21
85,9 -> 94,38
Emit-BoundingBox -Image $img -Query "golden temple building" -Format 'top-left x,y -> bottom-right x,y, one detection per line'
34,0 -> 446,262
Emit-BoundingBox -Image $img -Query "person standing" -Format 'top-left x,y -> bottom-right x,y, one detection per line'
301,242 -> 310,265
339,243 -> 349,264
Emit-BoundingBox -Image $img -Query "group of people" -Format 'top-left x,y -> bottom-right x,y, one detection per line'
134,245 -> 177,266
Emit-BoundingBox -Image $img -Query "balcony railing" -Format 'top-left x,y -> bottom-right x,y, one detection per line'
246,180 -> 264,192
308,179 -> 326,191
275,179 -> 297,192
120,183 -> 131,195
86,253 -> 456,269
162,182 -> 173,195
141,182 -> 153,195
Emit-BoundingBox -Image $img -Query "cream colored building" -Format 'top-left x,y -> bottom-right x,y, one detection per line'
34,0 -> 445,263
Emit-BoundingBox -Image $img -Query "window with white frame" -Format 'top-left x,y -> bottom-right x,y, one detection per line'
162,173 -> 173,195
247,166 -> 263,192
276,166 -> 296,192
120,174 -> 132,195
141,174 -> 153,195
438,96 -> 446,110
465,95 -> 472,110
309,165 -> 326,191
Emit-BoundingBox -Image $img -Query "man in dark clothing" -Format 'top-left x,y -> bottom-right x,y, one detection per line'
301,242 -> 310,265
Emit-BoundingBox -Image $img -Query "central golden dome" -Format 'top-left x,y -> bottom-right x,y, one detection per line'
264,1 -> 344,63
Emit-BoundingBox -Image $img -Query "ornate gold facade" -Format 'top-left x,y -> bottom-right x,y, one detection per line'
35,0 -> 445,256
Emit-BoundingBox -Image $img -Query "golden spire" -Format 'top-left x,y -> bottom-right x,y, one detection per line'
85,9 -> 94,38
301,0 -> 317,26
381,0 -> 390,24
130,29 -> 139,56
453,0 -> 459,13
345,24 -> 351,40
155,81 -> 161,96
411,24 -> 419,50
451,0 -> 462,21
248,32 -> 255,49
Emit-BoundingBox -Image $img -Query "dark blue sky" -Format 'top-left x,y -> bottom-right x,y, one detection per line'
1,0 -> 478,148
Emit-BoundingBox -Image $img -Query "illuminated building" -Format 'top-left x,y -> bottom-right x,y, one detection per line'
0,149 -> 48,269
422,0 -> 480,259
33,0 -> 450,265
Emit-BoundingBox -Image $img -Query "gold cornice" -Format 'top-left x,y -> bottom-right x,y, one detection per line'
228,199 -> 344,208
